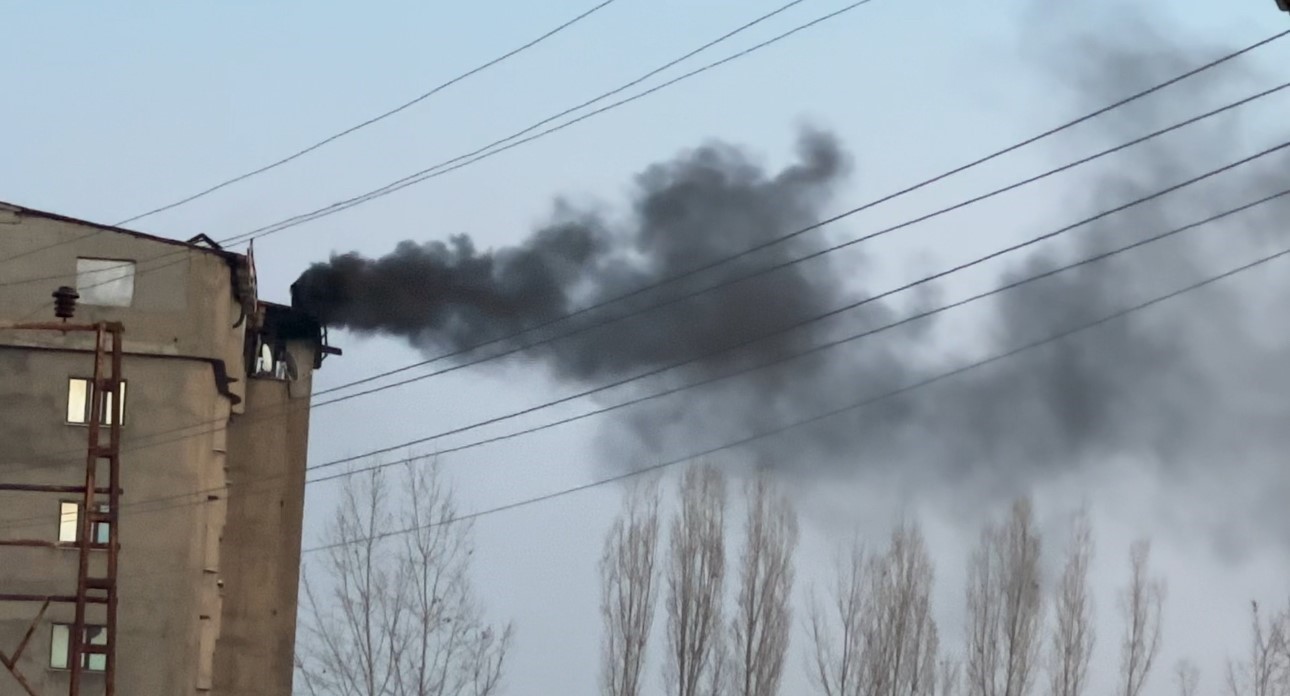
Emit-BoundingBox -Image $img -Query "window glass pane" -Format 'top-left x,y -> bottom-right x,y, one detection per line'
94,504 -> 110,544
76,258 -> 135,307
50,624 -> 69,669
86,626 -> 107,672
68,379 -> 127,426
59,502 -> 78,543
103,382 -> 125,425
51,624 -> 108,671
67,379 -> 88,424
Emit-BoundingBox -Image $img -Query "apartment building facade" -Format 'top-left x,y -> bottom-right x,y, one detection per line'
0,201 -> 334,695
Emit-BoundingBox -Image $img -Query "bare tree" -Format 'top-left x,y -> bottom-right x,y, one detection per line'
1118,539 -> 1164,696
866,522 -> 940,696
601,481 -> 663,696
1175,660 -> 1200,696
965,498 -> 1045,696
1225,601 -> 1290,696
297,463 -> 512,696
730,476 -> 799,696
665,464 -> 729,696
1047,508 -> 1094,696
809,536 -> 868,696
809,522 -> 940,696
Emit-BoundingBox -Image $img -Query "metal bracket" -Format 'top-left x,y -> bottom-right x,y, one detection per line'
0,598 -> 53,696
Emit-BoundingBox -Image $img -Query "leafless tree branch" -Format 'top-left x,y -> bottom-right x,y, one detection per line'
1047,507 -> 1094,696
295,462 -> 511,696
665,464 -> 728,696
1225,600 -> 1290,696
1118,539 -> 1164,696
808,535 -> 868,696
731,475 -> 799,696
966,498 -> 1044,696
601,480 -> 663,696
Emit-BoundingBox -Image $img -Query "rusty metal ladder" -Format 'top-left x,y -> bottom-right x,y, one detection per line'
0,320 -> 123,696
68,323 -> 123,696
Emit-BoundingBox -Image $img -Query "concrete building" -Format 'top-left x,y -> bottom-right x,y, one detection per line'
0,201 -> 336,695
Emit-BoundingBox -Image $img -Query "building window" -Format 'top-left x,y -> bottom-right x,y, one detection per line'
76,258 -> 135,307
58,502 -> 110,545
66,378 -> 126,425
50,624 -> 107,672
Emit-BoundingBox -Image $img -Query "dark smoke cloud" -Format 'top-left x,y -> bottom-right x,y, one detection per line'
295,5 -> 1290,549
294,127 -> 856,380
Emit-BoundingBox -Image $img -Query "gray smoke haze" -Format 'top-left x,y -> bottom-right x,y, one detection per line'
294,8 -> 1290,549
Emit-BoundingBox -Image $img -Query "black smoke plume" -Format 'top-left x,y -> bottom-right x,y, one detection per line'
294,8 -> 1290,549
293,127 -> 855,382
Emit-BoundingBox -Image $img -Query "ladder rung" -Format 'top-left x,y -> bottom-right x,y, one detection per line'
87,511 -> 115,523
81,644 -> 110,655
84,577 -> 113,591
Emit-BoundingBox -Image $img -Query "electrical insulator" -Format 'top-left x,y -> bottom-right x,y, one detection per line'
53,286 -> 80,320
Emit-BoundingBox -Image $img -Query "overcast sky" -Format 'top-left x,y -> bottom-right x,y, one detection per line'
4,1 -> 1290,694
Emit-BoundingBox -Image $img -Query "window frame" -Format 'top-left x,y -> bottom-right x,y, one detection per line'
49,623 -> 108,672
65,377 -> 126,427
74,257 -> 136,308
57,501 -> 110,546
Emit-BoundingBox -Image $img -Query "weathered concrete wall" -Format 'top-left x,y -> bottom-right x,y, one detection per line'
211,338 -> 316,696
1,207 -> 319,695
0,349 -> 229,695
0,206 -> 248,409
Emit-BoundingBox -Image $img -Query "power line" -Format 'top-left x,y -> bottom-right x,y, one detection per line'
298,84 -> 1290,403
1,0 -> 879,291
300,242 -> 1290,552
5,144 -> 1284,533
0,0 -> 626,269
295,137 -> 1290,470
211,0 -> 878,249
21,202 -> 1290,584
251,29 -> 1290,397
303,187 -> 1290,485
4,23 -> 1285,312
114,0 -> 627,227
3,35 -> 1286,534
18,77 -> 1289,472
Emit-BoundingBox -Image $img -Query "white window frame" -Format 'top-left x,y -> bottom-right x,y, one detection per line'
49,623 -> 107,672
57,501 -> 110,545
66,378 -> 126,426
75,257 -> 136,307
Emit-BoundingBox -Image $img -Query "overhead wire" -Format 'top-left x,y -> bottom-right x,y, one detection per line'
191,29 -> 1290,400
4,133 -> 1286,534
305,187 -> 1290,485
35,215 -> 1290,582
0,0 -> 883,293
209,0 -> 879,249
302,242 -> 1290,551
0,27 -> 1284,541
16,74 -> 1290,475
4,16 -> 1288,585
299,83 -> 1290,405
114,0 -> 628,227
0,0 -> 627,267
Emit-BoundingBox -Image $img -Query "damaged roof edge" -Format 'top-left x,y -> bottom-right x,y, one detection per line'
0,200 -> 243,260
